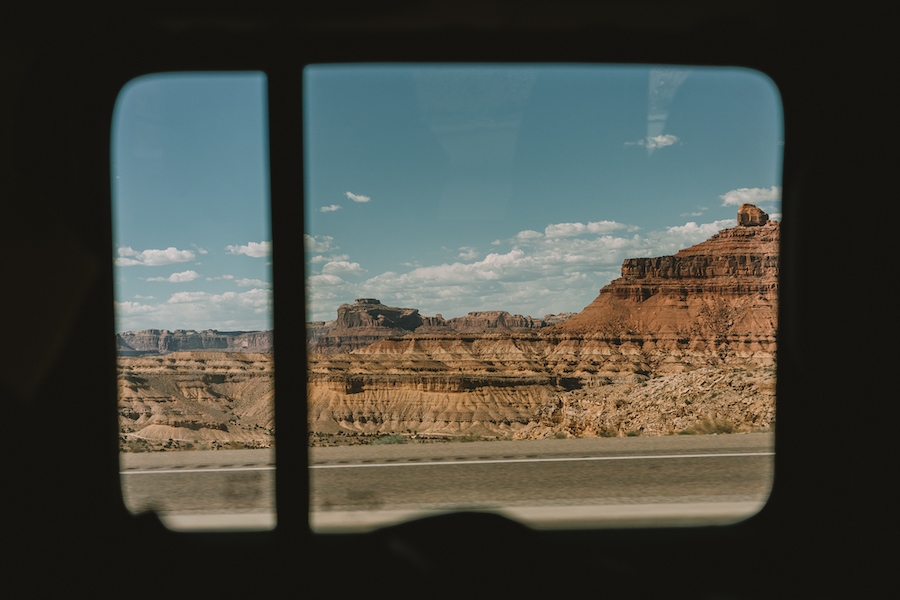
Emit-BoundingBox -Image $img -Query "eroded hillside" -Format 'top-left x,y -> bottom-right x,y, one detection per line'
119,204 -> 778,449
118,352 -> 274,451
307,204 -> 777,443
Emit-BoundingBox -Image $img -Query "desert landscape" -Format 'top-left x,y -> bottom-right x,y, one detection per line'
118,204 -> 777,450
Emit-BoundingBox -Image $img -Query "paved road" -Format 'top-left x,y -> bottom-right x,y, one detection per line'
120,433 -> 774,531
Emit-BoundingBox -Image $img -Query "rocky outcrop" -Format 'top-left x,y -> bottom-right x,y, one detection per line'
334,298 -> 424,330
445,311 -> 545,332
312,299 -> 423,353
512,366 -> 775,440
737,203 -> 769,226
306,205 -> 778,442
542,312 -> 578,326
118,352 -> 274,451
311,299 -> 555,353
120,205 -> 778,448
117,329 -> 273,356
551,210 -> 778,351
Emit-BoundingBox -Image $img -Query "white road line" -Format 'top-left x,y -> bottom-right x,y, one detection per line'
121,466 -> 275,475
121,451 -> 772,475
310,452 -> 773,469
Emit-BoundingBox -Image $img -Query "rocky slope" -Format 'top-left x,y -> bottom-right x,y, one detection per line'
118,352 -> 274,451
307,204 -> 778,443
552,205 -> 778,348
119,204 -> 778,449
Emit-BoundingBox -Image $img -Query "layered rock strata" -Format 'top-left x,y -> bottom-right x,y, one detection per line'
307,205 -> 778,442
118,352 -> 274,451
311,298 -> 558,353
117,329 -> 273,356
552,216 -> 778,348
118,205 -> 778,448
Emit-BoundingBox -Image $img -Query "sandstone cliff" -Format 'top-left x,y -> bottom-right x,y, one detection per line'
310,298 -> 556,353
118,352 -> 274,451
119,205 -> 778,449
551,211 -> 778,352
307,205 -> 778,443
117,329 -> 273,356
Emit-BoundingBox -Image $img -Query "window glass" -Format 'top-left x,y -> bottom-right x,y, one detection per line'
304,65 -> 781,531
112,73 -> 275,531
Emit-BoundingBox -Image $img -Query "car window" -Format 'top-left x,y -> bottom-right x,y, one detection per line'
304,65 -> 781,531
112,72 -> 275,531
110,65 -> 781,532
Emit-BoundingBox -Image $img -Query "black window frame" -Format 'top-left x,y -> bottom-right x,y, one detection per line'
7,5 -> 885,597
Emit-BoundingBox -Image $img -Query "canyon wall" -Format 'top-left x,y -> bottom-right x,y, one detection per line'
310,298 -> 560,353
117,329 -> 273,356
119,204 -> 778,448
307,204 -> 778,443
118,352 -> 274,451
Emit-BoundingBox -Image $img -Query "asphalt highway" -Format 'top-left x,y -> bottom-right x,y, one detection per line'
120,433 -> 774,532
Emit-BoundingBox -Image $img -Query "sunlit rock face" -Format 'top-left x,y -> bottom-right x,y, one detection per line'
306,205 -> 778,442
552,205 -> 778,354
310,298 -> 552,353
117,352 -> 274,451
737,203 -> 770,226
310,299 -> 423,354
117,206 -> 779,449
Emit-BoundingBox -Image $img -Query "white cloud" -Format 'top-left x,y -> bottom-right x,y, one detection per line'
235,278 -> 270,288
115,246 -> 195,267
321,260 -> 366,275
320,204 -> 342,212
545,220 -> 629,238
304,234 -> 335,253
680,207 -> 708,217
346,191 -> 371,203
665,219 -> 733,237
309,253 -> 349,264
719,186 -> 782,206
512,230 -> 543,244
206,274 -> 235,281
167,291 -> 208,304
625,134 -> 680,149
308,273 -> 345,286
647,134 -> 679,149
146,270 -> 200,283
115,289 -> 273,332
167,288 -> 270,310
226,240 -> 272,258
114,300 -> 156,315
306,216 -> 746,322
458,247 -> 479,261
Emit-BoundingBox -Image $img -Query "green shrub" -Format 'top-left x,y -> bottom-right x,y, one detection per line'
371,434 -> 407,445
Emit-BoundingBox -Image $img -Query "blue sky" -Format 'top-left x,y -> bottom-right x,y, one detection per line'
112,65 -> 782,331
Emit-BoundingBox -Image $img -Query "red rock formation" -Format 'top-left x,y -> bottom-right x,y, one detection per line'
334,298 -> 425,330
737,203 -> 770,226
444,311 -> 545,332
312,299 -> 424,353
311,300 -> 551,353
551,207 -> 778,351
